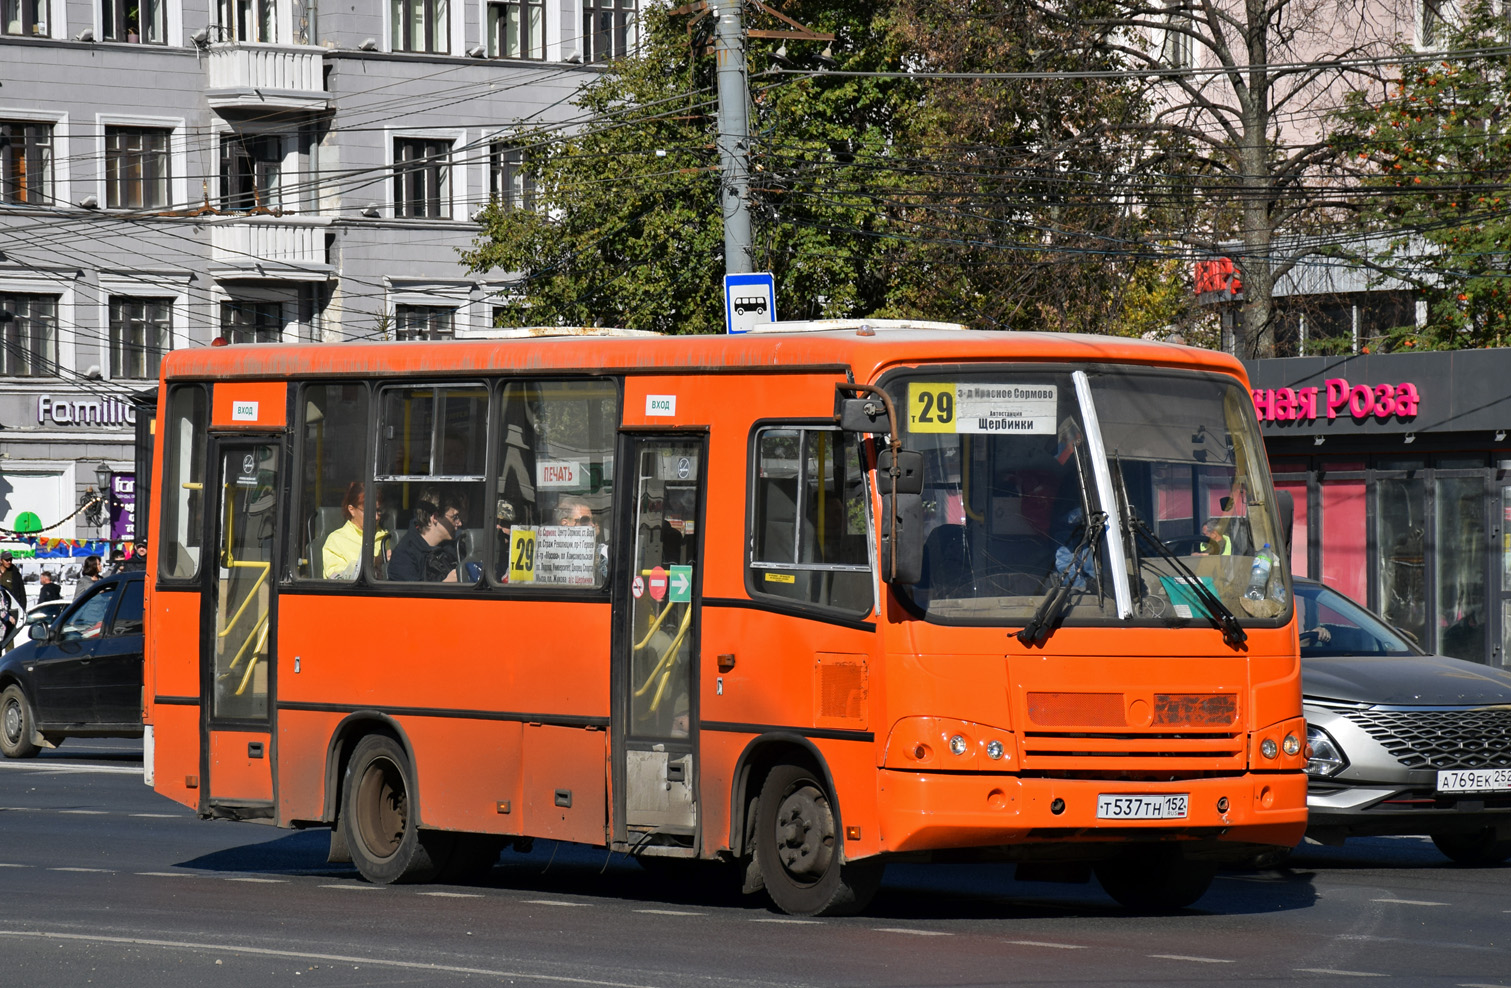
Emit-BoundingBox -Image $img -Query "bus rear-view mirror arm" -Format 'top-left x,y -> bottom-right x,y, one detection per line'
835,384 -> 924,584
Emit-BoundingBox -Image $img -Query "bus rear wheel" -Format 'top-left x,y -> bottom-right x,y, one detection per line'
1094,845 -> 1215,912
341,734 -> 451,884
755,763 -> 882,916
1,685 -> 39,759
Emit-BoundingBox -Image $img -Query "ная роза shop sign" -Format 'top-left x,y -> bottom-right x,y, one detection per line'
1251,377 -> 1420,424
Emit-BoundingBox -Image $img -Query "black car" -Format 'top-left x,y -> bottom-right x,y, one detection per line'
0,572 -> 145,758
1298,578 -> 1511,864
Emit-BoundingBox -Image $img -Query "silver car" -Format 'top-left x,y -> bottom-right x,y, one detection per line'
1299,579 -> 1511,864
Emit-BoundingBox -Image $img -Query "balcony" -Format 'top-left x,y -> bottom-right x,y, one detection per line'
205,44 -> 331,113
208,216 -> 334,282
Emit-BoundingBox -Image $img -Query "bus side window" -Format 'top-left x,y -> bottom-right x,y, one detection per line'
376,384 -> 488,585
749,426 -> 873,617
294,384 -> 372,581
158,385 -> 208,581
491,379 -> 618,589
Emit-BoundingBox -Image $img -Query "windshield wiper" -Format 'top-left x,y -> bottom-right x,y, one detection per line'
1125,512 -> 1247,650
1016,510 -> 1107,647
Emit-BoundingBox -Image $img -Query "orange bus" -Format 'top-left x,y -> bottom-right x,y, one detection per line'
142,321 -> 1308,915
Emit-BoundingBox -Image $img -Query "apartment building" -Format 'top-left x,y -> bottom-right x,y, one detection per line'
1,0 -> 628,550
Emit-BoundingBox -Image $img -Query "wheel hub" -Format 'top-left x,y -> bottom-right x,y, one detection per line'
774,785 -> 835,879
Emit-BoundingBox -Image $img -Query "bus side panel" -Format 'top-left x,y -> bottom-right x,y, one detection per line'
276,708 -> 342,824
153,702 -> 202,811
150,589 -> 202,700
521,724 -> 609,845
404,718 -> 524,835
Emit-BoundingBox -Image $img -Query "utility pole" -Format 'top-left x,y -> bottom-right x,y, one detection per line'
711,0 -> 753,276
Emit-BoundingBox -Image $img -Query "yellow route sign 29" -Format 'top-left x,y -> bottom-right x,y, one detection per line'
907,381 -> 1057,435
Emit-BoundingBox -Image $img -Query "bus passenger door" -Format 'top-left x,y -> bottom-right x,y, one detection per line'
613,434 -> 706,849
200,440 -> 279,819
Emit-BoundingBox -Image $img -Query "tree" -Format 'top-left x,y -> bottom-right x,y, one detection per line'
1038,0 -> 1411,356
463,1 -> 1166,334
1330,2 -> 1511,350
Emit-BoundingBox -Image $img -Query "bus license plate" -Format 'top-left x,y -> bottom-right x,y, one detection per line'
1096,794 -> 1189,820
1437,768 -> 1511,794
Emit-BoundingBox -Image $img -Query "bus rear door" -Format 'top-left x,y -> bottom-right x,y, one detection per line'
200,438 -> 280,819
613,434 -> 706,853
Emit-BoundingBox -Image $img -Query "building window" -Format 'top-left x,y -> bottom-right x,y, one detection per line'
221,134 -> 281,211
0,121 -> 52,206
105,127 -> 171,210
102,0 -> 166,42
391,0 -> 447,52
0,293 -> 58,377
487,0 -> 543,58
110,297 -> 172,379
1159,2 -> 1192,69
3,0 -> 49,37
217,0 -> 277,43
582,0 -> 635,61
393,138 -> 451,218
394,305 -> 455,340
489,142 -> 535,211
221,300 -> 282,343
1420,0 -> 1444,46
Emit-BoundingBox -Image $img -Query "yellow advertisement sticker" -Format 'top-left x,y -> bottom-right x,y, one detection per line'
763,572 -> 796,584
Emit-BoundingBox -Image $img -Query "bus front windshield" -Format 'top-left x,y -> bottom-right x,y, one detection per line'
890,366 -> 1289,629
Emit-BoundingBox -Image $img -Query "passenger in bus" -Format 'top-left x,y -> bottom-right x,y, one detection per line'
387,493 -> 464,582
557,497 -> 609,582
322,482 -> 390,580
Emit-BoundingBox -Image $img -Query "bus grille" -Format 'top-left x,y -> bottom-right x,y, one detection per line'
1343,708 -> 1511,770
1019,731 -> 1246,773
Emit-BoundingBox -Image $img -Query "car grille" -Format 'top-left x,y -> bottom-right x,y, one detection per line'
1344,707 -> 1511,770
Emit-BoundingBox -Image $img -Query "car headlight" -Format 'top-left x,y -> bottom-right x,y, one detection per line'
1306,724 -> 1348,777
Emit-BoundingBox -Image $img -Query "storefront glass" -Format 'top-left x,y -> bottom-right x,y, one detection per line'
1376,474 -> 1426,643
1435,475 -> 1486,661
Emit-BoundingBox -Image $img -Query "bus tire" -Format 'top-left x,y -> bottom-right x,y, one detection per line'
1094,846 -> 1214,912
755,763 -> 883,916
341,734 -> 450,884
1,685 -> 39,759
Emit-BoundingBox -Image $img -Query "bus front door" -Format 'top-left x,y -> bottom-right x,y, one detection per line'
200,440 -> 279,820
613,434 -> 706,852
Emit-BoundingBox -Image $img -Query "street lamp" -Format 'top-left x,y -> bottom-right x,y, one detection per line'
95,462 -> 112,492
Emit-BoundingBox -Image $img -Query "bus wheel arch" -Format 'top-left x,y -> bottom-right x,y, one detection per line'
729,734 -> 882,916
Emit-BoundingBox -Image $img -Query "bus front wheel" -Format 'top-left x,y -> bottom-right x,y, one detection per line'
341,734 -> 451,884
755,763 -> 882,916
1094,846 -> 1214,912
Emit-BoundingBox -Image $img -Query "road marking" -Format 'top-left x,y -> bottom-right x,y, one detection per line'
1459,984 -> 1511,987
48,867 -> 113,873
1004,941 -> 1087,949
751,918 -> 820,925
59,810 -> 109,815
633,909 -> 704,916
1371,897 -> 1448,906
225,878 -> 287,884
319,884 -> 379,891
129,813 -> 182,819
418,892 -> 482,898
0,763 -> 142,775
0,863 -> 31,869
1150,954 -> 1234,964
1296,969 -> 1387,978
137,872 -> 190,878
873,928 -> 952,936
0,930 -> 667,988
522,900 -> 591,907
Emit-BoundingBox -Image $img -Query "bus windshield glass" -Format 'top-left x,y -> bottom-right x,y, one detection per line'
891,366 -> 1288,627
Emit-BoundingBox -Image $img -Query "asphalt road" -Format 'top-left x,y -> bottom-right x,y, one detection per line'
2,740 -> 1509,988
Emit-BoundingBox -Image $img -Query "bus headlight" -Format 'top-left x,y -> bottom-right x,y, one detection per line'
1306,725 -> 1348,777
985,739 -> 1005,761
949,734 -> 968,756
1261,737 -> 1278,759
1282,733 -> 1301,757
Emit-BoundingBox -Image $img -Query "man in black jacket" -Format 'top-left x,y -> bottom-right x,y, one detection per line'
0,552 -> 25,609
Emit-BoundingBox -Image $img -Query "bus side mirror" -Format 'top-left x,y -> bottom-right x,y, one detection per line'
1275,489 -> 1294,561
838,397 -> 890,434
879,493 -> 924,584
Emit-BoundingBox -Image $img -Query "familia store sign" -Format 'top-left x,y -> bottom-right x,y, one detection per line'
1251,376 -> 1420,424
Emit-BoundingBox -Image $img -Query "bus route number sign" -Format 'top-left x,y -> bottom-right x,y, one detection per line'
509,528 -> 537,583
908,382 -> 1058,435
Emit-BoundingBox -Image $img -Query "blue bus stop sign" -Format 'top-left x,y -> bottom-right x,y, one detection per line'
724,272 -> 777,335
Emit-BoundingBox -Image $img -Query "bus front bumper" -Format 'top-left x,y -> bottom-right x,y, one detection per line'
876,769 -> 1307,857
